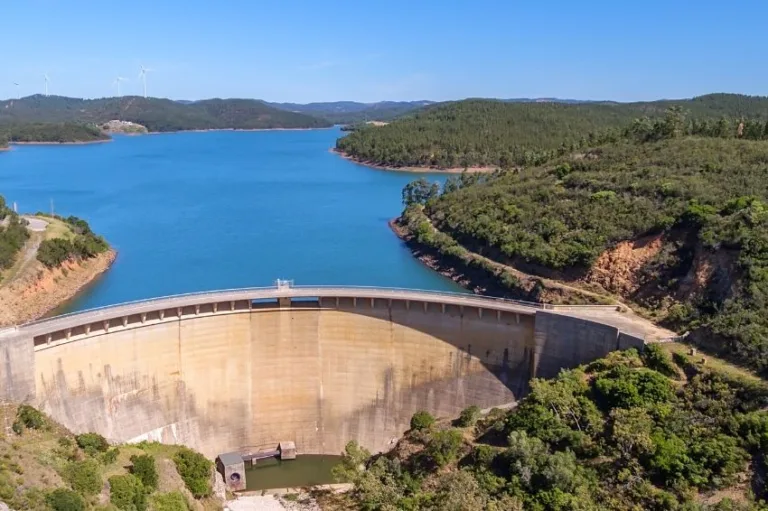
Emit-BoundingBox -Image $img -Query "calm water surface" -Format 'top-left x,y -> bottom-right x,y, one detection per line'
0,128 -> 463,311
244,455 -> 342,491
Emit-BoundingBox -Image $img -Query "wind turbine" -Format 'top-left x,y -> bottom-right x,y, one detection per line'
138,65 -> 152,98
113,76 -> 127,96
13,82 -> 19,99
43,73 -> 50,96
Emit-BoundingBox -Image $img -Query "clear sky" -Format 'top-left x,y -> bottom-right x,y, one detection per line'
1,0 -> 765,103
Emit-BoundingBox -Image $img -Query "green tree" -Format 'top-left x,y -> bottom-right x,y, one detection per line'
456,405 -> 481,427
109,474 -> 147,511
130,454 -> 158,491
172,447 -> 212,499
402,178 -> 440,206
332,441 -> 371,483
46,489 -> 86,511
432,470 -> 489,511
425,429 -> 464,467
609,407 -> 654,460
75,432 -> 110,455
410,410 -> 436,431
64,459 -> 103,496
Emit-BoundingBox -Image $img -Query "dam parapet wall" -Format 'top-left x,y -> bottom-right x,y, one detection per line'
0,286 -> 648,457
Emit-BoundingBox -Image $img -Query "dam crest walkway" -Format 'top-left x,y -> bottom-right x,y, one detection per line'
0,284 -> 674,343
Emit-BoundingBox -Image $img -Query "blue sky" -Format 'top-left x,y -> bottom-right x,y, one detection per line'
1,0 -> 765,103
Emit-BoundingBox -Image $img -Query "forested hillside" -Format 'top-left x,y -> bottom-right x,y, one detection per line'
0,95 -> 332,132
0,123 -> 109,144
335,346 -> 768,510
337,94 -> 768,169
397,110 -> 768,374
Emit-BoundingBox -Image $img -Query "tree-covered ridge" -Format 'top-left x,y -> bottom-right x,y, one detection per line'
401,112 -> 768,373
0,123 -> 109,144
268,100 -> 434,124
336,346 -> 768,510
0,95 -> 332,132
336,94 -> 768,169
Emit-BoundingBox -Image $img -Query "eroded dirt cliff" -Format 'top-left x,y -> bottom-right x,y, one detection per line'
0,249 -> 116,326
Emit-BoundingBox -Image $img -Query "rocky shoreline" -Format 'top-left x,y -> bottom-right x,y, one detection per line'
334,148 -> 497,174
0,249 -> 117,326
389,217 -> 621,306
389,218 -> 508,296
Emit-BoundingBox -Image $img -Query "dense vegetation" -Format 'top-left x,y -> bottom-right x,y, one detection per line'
0,404 -> 213,511
0,123 -> 109,144
336,94 -> 768,168
0,195 -> 30,272
172,447 -> 213,498
336,346 -> 768,510
35,214 -> 109,268
399,109 -> 768,373
0,95 -> 332,132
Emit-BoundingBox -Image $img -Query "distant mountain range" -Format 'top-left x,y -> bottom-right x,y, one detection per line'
266,100 -> 435,124
0,95 -> 331,132
2,94 -> 765,138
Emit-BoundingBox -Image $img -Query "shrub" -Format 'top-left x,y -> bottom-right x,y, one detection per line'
332,441 -> 371,483
12,405 -> 47,434
109,474 -> 147,511
641,344 -> 679,378
102,447 -> 120,465
151,492 -> 190,511
76,432 -> 110,455
64,458 -> 103,496
425,429 -> 464,467
46,488 -> 86,511
410,411 -> 436,431
173,447 -> 212,498
594,366 -> 674,409
37,238 -> 74,267
456,406 -> 481,427
130,454 -> 158,491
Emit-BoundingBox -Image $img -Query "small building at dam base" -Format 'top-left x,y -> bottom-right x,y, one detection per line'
0,284 -> 647,458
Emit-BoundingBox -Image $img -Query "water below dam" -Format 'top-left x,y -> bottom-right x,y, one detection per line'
244,455 -> 343,491
0,128 -> 463,311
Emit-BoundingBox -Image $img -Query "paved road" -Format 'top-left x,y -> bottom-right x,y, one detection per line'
21,216 -> 48,232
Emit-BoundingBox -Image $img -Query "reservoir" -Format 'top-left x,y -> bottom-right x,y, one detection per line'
0,128 -> 463,311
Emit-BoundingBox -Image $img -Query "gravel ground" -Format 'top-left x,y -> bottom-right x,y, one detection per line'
225,494 -> 320,511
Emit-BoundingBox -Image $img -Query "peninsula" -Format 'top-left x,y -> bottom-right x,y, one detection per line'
0,198 -> 115,326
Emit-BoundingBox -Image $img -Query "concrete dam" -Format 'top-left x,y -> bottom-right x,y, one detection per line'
0,285 -> 646,457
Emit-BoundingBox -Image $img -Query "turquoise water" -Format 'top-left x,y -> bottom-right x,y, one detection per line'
0,128 -> 463,311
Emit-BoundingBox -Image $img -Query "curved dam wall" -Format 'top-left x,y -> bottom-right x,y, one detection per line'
0,287 -> 644,457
